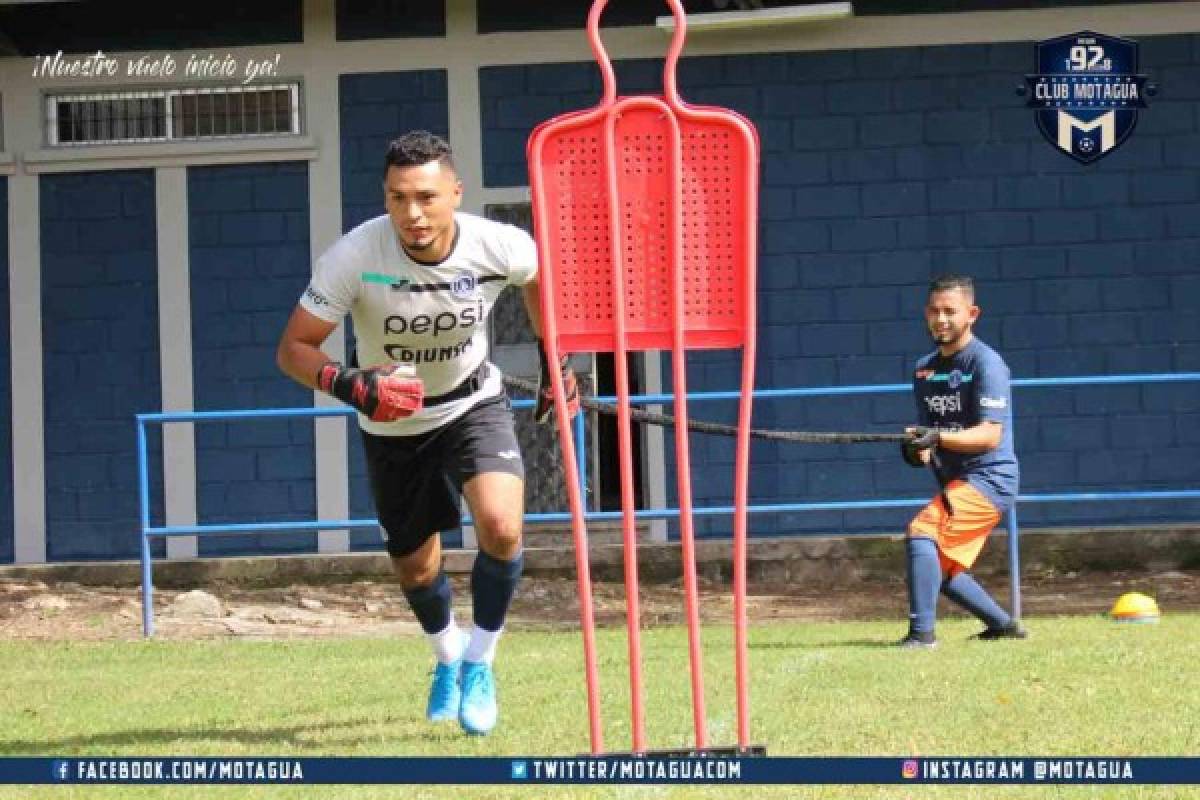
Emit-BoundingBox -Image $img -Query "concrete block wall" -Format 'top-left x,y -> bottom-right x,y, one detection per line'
480,35 -> 1200,538
0,0 -> 302,55
335,0 -> 445,40
40,170 -> 164,560
0,178 -> 10,562
188,162 -> 315,555
339,69 -> 448,233
481,60 -> 669,188
338,69 -> 450,549
476,0 -> 668,34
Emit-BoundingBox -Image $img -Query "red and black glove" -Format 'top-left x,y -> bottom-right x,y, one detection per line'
533,339 -> 580,424
317,362 -> 424,422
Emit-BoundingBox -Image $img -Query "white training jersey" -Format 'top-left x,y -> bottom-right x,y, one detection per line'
299,212 -> 537,435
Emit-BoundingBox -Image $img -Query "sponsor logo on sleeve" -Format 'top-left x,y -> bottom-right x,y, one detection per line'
980,396 -> 1008,409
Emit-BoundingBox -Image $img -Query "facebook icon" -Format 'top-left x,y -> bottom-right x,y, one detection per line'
52,760 -> 70,781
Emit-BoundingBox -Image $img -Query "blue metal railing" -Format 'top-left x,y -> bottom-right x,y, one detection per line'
136,400 -> 586,636
135,372 -> 1200,636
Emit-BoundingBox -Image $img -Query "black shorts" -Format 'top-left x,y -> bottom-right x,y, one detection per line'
361,392 -> 525,557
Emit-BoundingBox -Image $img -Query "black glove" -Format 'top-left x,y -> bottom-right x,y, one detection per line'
901,440 -> 925,468
317,362 -> 424,422
907,426 -> 941,450
533,339 -> 579,424
901,426 -> 940,468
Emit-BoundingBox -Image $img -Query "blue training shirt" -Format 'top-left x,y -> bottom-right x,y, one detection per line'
912,336 -> 1020,512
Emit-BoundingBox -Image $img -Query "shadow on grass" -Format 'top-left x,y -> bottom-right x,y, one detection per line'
0,716 -> 458,754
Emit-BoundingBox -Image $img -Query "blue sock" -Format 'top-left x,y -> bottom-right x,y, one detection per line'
906,537 -> 941,635
403,571 -> 453,635
942,572 -> 1012,630
471,550 -> 524,632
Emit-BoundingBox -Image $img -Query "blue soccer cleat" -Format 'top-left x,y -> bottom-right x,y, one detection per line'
426,660 -> 462,722
458,661 -> 498,735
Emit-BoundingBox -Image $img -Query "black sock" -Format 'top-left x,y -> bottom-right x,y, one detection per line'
403,571 -> 453,635
471,550 -> 524,632
941,572 -> 1012,630
906,537 -> 941,636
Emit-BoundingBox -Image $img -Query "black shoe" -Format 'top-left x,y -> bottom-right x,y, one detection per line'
896,631 -> 937,649
971,624 -> 1028,641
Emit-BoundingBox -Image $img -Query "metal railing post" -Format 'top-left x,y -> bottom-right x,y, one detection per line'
137,418 -> 154,638
1007,506 -> 1021,623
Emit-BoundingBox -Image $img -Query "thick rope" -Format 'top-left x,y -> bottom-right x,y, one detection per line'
502,374 -> 907,444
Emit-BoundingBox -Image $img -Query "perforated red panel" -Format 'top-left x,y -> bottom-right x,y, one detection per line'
678,121 -> 744,330
547,131 -> 614,338
533,102 -> 754,354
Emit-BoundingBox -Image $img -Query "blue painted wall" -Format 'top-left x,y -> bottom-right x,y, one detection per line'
339,69 -> 448,232
0,179 -> 11,563
480,34 -> 1200,537
336,0 -> 445,40
0,0 -> 301,55
41,170 -> 164,560
475,1 -> 1126,33
477,0 -> 662,33
339,69 -> 449,550
188,162 -> 315,555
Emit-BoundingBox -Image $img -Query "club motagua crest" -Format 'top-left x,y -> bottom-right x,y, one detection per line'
1023,31 -> 1153,164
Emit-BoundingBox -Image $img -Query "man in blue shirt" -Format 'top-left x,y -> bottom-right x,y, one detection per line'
899,274 -> 1026,648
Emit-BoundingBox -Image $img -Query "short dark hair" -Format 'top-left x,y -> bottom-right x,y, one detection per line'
928,273 -> 975,300
383,130 -> 455,176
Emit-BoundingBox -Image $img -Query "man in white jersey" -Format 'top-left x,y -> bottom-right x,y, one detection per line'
277,131 -> 578,736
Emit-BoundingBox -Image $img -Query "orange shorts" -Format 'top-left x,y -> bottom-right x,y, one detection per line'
907,479 -> 1001,574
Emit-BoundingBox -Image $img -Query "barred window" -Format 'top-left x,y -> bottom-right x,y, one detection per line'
46,84 -> 301,146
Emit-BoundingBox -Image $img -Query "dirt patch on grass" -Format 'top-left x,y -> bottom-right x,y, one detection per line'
1,568 -> 1196,641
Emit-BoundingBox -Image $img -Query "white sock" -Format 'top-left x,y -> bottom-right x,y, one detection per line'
428,619 -> 465,665
463,625 -> 502,665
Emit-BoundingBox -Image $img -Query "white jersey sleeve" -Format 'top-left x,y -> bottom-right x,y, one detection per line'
500,223 -> 538,287
298,234 -> 365,323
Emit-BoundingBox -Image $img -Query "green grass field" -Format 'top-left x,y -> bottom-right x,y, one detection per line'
1,615 -> 1198,799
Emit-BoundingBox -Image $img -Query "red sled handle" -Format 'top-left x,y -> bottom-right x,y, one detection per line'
586,0 -> 689,109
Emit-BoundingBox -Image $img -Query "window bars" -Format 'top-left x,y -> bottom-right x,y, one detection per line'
45,83 -> 301,146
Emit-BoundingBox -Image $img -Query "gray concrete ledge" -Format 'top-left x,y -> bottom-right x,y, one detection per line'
21,136 -> 319,173
1,525 -> 1197,589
